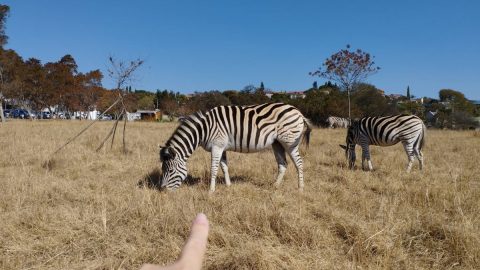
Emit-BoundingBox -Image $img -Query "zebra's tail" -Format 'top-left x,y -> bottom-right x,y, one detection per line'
420,122 -> 426,150
303,118 -> 313,149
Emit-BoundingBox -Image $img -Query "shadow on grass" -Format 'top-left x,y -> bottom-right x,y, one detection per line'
137,168 -> 249,190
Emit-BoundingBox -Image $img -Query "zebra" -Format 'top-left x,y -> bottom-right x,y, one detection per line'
339,114 -> 426,172
327,116 -> 349,128
159,103 -> 312,192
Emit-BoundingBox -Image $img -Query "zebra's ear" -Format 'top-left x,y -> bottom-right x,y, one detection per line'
160,146 -> 175,160
339,144 -> 347,150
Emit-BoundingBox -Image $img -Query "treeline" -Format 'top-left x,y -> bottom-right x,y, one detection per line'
140,82 -> 479,129
1,45 -> 478,128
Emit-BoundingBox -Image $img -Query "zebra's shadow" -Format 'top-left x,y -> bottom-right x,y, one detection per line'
137,168 -> 249,190
137,168 -> 162,190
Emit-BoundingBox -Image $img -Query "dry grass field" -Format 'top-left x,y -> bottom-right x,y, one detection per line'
1,120 -> 479,269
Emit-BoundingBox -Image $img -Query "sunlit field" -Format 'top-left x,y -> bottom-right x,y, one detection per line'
1,120 -> 479,269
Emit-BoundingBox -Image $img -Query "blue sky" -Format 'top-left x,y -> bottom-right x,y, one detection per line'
3,0 -> 480,99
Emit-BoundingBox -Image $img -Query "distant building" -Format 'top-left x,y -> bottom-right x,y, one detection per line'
135,110 -> 162,121
264,90 -> 274,99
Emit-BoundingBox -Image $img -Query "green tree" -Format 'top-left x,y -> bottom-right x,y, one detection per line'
439,89 -> 475,114
438,89 -> 476,129
186,91 -> 231,112
352,83 -> 397,117
137,94 -> 155,110
406,86 -> 411,100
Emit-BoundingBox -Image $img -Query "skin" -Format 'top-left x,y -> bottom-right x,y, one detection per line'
140,213 -> 209,270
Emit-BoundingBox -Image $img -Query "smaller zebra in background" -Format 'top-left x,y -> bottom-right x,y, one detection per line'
327,116 -> 350,128
339,115 -> 426,172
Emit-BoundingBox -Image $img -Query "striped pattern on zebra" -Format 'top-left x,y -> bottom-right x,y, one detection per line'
159,103 -> 313,192
327,116 -> 349,128
339,114 -> 426,172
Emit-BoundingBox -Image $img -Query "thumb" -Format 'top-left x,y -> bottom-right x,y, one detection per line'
177,213 -> 209,269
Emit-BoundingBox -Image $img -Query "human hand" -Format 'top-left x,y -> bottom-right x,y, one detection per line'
140,213 -> 209,270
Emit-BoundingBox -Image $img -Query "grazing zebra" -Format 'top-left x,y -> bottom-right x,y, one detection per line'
327,116 -> 349,128
159,103 -> 312,192
339,115 -> 426,172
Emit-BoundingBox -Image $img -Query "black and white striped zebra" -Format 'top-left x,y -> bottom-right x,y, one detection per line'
159,103 -> 312,192
339,115 -> 426,172
327,116 -> 349,128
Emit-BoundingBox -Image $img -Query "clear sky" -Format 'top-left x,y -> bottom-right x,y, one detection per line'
3,0 -> 480,99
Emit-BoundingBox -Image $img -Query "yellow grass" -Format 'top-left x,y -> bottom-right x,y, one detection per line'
1,120 -> 479,269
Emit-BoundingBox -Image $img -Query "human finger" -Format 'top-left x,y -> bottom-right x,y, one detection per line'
177,213 -> 209,269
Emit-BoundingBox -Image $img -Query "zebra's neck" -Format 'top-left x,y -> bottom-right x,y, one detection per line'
165,112 -> 210,160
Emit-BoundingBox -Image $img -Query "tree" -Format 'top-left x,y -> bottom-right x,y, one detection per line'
44,55 -> 78,114
310,45 -> 380,119
437,89 -> 476,129
353,83 -> 397,117
71,69 -> 104,116
439,89 -> 475,113
312,81 -> 318,90
186,91 -> 231,112
0,5 -> 10,122
241,84 -> 256,94
259,81 -> 265,91
406,86 -> 411,100
23,58 -> 48,113
0,5 -> 9,48
137,94 -> 155,110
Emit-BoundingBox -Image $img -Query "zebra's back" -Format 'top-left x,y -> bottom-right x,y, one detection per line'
206,103 -> 307,153
356,115 -> 425,146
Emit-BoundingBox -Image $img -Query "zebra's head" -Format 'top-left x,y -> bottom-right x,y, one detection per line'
159,146 -> 187,190
339,122 -> 357,169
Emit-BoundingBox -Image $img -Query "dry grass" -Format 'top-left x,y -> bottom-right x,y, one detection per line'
1,120 -> 479,269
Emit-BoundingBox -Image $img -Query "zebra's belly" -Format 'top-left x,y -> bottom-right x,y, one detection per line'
202,132 -> 277,153
373,140 -> 400,147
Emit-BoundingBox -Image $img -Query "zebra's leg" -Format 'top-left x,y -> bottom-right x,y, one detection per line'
361,144 -> 373,171
414,148 -> 424,170
361,152 -> 366,170
272,141 -> 287,188
403,142 -> 415,172
220,151 -> 231,186
287,145 -> 305,191
209,145 -> 224,193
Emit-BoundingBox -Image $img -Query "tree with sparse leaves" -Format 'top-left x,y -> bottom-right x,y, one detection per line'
310,45 -> 380,119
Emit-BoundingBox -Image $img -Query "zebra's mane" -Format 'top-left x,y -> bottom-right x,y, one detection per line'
180,110 -> 206,125
165,111 -> 206,149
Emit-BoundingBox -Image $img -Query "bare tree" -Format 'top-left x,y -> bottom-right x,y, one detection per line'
49,57 -> 143,158
310,45 -> 380,119
96,56 -> 144,153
